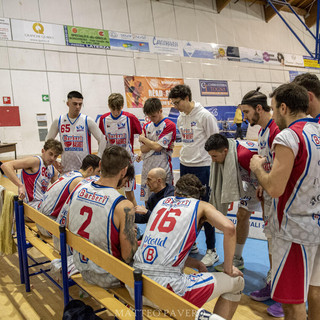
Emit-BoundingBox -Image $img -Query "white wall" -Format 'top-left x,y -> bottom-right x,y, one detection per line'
0,0 -> 319,158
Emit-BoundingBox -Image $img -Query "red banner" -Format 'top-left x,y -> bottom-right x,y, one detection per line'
124,76 -> 184,108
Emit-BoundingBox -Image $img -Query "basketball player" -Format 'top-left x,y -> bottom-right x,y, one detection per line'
98,93 -> 142,206
250,83 -> 320,320
139,98 -> 176,203
241,88 -> 282,316
131,174 -> 244,320
36,154 -> 100,236
67,146 -> 137,288
204,134 -> 261,271
46,91 -> 104,173
1,139 -> 62,208
292,72 -> 320,120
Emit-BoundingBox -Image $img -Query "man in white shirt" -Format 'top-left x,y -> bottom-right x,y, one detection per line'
46,91 -> 104,173
168,84 -> 220,267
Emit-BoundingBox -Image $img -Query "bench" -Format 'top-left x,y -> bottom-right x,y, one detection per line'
14,198 -> 212,320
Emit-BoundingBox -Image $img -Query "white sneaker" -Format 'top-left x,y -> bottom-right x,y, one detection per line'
190,243 -> 199,254
201,249 -> 219,267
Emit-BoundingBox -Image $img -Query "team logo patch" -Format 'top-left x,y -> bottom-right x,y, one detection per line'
311,134 -> 320,148
246,141 -> 255,147
312,213 -> 320,227
191,121 -> 197,127
76,125 -> 84,132
162,137 -> 168,145
117,123 -> 125,129
142,245 -> 158,264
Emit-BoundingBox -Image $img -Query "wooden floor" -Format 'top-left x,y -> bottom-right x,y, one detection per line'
0,173 -> 279,320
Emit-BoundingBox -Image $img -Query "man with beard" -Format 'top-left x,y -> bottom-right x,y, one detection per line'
67,146 -> 137,288
250,83 -> 320,320
240,88 -> 282,316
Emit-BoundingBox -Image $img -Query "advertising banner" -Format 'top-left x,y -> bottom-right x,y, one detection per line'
303,56 -> 320,69
262,51 -> 282,65
239,47 -> 263,64
199,80 -> 229,96
0,18 -> 11,40
149,36 -> 182,55
182,41 -> 214,59
124,76 -> 183,108
109,31 -> 149,52
284,53 -> 304,67
289,70 -> 306,82
11,19 -> 65,44
65,25 -> 110,49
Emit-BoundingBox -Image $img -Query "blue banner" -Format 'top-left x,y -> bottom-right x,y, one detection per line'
200,80 -> 229,96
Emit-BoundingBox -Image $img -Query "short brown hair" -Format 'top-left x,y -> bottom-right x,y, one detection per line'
108,93 -> 124,111
101,145 -> 131,177
44,139 -> 63,154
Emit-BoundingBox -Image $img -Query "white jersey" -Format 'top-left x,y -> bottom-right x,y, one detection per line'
21,156 -> 55,209
38,171 -> 82,217
134,196 -> 199,274
177,102 -> 219,167
140,118 -> 176,201
58,113 -> 91,173
270,118 -> 320,244
68,182 -> 125,276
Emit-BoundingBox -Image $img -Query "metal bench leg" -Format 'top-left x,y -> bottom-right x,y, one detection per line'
134,269 -> 143,320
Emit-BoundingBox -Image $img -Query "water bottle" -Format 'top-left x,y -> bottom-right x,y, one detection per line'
195,308 -> 226,320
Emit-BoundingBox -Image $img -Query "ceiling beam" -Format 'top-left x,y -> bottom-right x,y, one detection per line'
281,5 -> 307,16
216,0 -> 231,13
264,0 -> 295,23
305,1 -> 317,28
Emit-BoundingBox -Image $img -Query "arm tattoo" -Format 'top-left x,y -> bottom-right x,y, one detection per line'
123,206 -> 137,258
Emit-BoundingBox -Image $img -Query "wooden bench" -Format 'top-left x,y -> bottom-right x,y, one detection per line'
14,198 -> 205,320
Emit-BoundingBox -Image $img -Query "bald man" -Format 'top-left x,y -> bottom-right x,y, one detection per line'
135,167 -> 174,224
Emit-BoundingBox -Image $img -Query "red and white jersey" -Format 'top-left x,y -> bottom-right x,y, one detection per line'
38,171 -> 82,217
99,111 -> 141,159
134,196 -> 199,273
236,140 -> 258,187
271,118 -> 320,244
140,118 -> 176,200
68,182 -> 125,274
21,156 -> 55,209
58,113 -> 91,173
258,119 -> 280,173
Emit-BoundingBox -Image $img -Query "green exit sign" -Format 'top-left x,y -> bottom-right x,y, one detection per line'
42,94 -> 49,102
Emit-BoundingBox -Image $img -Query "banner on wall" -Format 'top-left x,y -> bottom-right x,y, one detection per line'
289,70 -> 306,81
65,25 -> 110,49
124,76 -> 184,108
149,36 -> 182,55
303,56 -> 320,69
211,44 -> 239,61
199,80 -> 229,96
109,31 -> 149,52
284,53 -> 304,67
0,18 -> 11,40
239,47 -> 263,64
11,19 -> 65,44
262,51 -> 282,65
182,41 -> 214,59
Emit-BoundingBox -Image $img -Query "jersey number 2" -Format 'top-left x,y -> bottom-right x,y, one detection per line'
77,206 -> 93,239
149,208 -> 181,233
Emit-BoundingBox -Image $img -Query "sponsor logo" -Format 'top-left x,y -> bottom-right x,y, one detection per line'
76,124 -> 84,132
78,187 -> 109,205
311,134 -> 320,148
310,194 -> 320,206
259,141 -> 266,148
32,23 -> 44,34
142,245 -> 158,264
312,213 -> 320,227
143,235 -> 168,248
246,141 -> 255,147
117,122 -> 125,130
191,121 -> 196,127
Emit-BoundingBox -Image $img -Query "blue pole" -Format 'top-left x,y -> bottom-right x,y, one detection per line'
14,196 -> 25,284
59,225 -> 70,306
134,269 -> 143,320
316,0 -> 320,60
18,200 -> 30,292
266,0 -> 315,58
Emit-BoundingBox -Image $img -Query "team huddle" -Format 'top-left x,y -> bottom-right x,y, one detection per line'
2,73 -> 320,320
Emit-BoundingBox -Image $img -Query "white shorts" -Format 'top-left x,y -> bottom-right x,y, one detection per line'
271,236 -> 320,304
238,182 -> 261,212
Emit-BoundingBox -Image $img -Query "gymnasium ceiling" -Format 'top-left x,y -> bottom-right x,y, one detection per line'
217,0 -> 318,28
